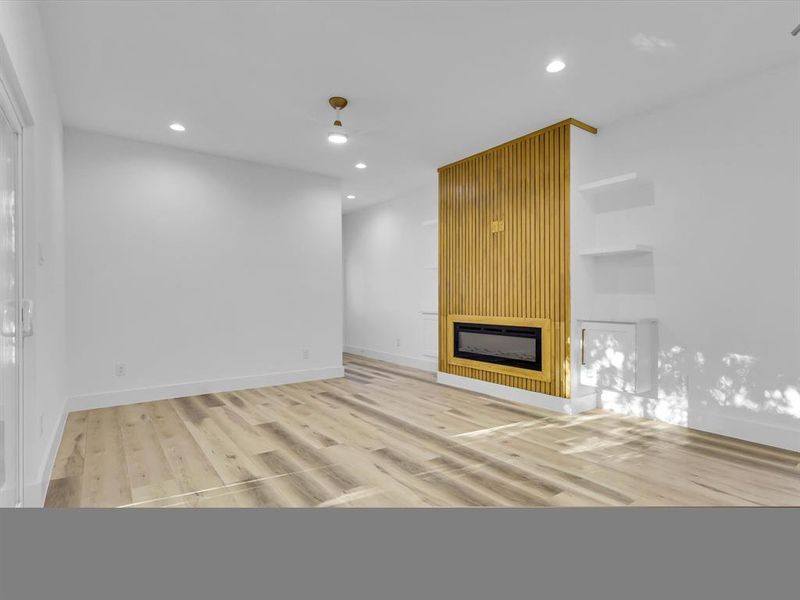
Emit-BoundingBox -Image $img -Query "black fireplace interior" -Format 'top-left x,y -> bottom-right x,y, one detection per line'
453,322 -> 542,371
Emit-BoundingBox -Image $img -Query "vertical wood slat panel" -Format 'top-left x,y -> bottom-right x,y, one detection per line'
438,121 -> 575,399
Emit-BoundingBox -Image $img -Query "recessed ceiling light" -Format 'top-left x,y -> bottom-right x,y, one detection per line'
346,194 -> 356,200
546,60 -> 566,73
169,123 -> 186,132
355,162 -> 367,169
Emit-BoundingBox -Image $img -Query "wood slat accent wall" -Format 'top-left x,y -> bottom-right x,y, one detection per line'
438,119 -> 590,398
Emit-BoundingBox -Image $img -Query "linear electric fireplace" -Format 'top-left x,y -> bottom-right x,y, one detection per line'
446,315 -> 551,382
454,322 -> 542,370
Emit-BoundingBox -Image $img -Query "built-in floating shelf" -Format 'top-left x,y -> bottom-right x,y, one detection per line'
579,244 -> 653,258
421,309 -> 438,316
421,218 -> 438,227
577,318 -> 658,325
578,172 -> 638,193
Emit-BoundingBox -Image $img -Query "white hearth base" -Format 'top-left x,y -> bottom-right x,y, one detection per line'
437,372 -> 597,415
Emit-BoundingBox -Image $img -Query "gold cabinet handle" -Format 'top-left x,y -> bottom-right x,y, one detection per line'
580,328 -> 586,366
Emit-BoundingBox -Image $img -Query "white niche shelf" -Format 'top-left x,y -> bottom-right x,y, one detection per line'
579,244 -> 653,258
578,171 -> 638,193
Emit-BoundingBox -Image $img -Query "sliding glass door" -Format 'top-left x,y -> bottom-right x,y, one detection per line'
0,102 -> 21,507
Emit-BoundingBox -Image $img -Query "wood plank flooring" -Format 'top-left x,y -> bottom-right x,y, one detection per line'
45,354 -> 800,507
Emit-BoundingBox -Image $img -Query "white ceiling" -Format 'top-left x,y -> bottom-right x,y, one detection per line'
39,1 -> 799,212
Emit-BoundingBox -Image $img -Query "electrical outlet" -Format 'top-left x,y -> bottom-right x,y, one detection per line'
115,363 -> 127,377
396,338 -> 401,348
302,349 -> 309,360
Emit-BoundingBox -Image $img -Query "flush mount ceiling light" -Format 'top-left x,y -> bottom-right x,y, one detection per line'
546,60 -> 566,73
169,123 -> 186,132
327,96 -> 349,144
346,194 -> 356,199
355,162 -> 367,169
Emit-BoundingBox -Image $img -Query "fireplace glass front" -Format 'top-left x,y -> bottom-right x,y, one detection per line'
453,322 -> 542,372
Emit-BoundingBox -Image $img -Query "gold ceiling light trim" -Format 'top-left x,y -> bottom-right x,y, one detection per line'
328,96 -> 348,110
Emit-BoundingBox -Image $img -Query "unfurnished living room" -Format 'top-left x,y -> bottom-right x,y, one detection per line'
0,0 -> 799,514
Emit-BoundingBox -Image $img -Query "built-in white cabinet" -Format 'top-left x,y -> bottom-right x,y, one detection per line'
578,319 -> 657,395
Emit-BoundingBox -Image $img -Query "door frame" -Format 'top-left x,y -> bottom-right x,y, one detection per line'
0,34 -> 34,507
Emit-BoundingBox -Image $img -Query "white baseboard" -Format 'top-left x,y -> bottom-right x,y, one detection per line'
67,366 -> 345,413
437,372 -> 596,415
570,391 -> 602,415
688,409 -> 800,453
345,345 -> 438,372
597,388 -> 800,453
25,401 -> 68,507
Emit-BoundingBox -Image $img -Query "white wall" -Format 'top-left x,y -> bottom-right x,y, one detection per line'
344,62 -> 800,451
571,60 -> 800,451
0,2 -> 67,505
65,130 -> 343,408
343,182 -> 438,371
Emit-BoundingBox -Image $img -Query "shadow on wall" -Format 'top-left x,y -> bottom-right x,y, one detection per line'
587,336 -> 800,444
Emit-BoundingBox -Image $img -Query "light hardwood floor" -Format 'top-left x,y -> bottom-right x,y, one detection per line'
45,354 -> 800,507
